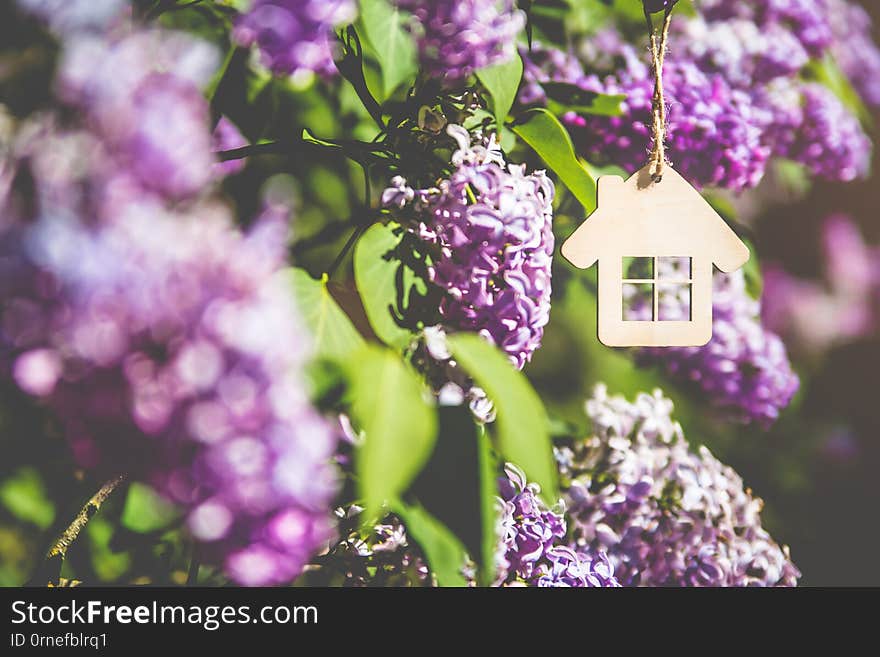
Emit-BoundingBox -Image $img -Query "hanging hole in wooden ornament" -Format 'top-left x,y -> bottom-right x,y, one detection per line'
559,164 -> 749,347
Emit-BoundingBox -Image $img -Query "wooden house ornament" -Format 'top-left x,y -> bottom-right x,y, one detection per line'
560,164 -> 750,348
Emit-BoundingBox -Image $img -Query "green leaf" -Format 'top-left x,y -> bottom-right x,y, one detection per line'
288,268 -> 365,361
0,468 -> 54,530
121,483 -> 179,534
742,239 -> 763,301
393,501 -> 468,587
704,192 -> 739,224
357,0 -> 418,100
477,428 -> 499,587
808,55 -> 872,127
349,345 -> 438,518
446,333 -> 557,502
541,82 -> 625,116
512,108 -> 597,212
773,158 -> 812,197
354,223 -> 413,349
87,517 -> 131,581
476,54 -> 524,129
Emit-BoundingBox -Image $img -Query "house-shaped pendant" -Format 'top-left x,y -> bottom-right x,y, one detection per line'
560,164 -> 750,347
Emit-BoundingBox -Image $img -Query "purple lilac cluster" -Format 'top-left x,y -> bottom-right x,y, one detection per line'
763,215 -> 880,356
397,0 -> 524,80
829,0 -> 880,109
559,385 -> 801,586
698,0 -> 833,56
785,84 -> 873,183
233,0 -> 356,80
0,29 -> 338,587
318,464 -> 618,587
562,51 -> 770,191
671,8 -> 871,182
675,15 -> 809,87
637,265 -> 799,427
496,464 -> 619,587
521,1 -> 874,190
383,125 -> 555,370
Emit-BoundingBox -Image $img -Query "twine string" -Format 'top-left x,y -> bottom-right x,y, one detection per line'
645,7 -> 674,183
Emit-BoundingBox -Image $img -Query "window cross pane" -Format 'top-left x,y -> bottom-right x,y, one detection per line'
621,257 -> 693,322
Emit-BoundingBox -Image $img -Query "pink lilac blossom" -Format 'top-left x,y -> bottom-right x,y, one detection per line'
637,266 -> 799,427
762,215 -> 880,354
233,0 -> 356,80
397,0 -> 524,80
560,385 -> 801,586
383,125 -> 555,370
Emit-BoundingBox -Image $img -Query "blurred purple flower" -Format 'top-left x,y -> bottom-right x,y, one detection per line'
1,181 -> 339,586
1,188 -> 339,585
560,385 -> 801,586
384,125 -> 555,370
397,0 -> 524,80
57,30 -> 221,202
0,25 -> 340,586
15,0 -> 127,37
233,0 -> 356,80
762,215 -> 880,355
829,0 -> 880,109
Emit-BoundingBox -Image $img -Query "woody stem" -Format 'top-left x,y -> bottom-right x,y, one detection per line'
46,474 -> 126,561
